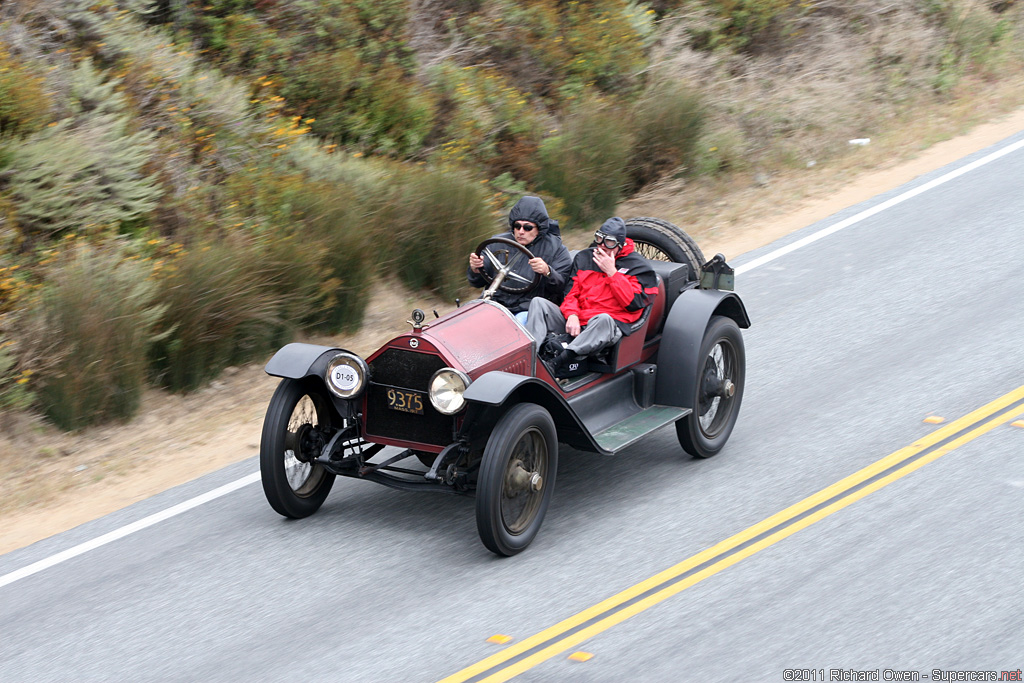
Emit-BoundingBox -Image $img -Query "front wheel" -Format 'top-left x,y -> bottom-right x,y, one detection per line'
260,378 -> 336,518
476,404 -> 558,556
676,316 -> 745,458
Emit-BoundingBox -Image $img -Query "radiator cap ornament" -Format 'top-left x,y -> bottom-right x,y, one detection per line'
408,308 -> 426,330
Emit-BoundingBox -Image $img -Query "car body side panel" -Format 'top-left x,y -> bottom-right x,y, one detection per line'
655,289 -> 750,409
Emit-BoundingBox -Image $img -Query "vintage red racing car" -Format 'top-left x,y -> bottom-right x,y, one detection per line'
259,218 -> 750,555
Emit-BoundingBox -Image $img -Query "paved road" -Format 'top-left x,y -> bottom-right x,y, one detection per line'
3,132 -> 1023,683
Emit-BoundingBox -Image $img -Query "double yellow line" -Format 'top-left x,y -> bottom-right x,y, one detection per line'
440,385 -> 1024,683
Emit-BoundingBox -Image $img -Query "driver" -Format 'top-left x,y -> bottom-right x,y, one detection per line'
467,196 -> 572,324
525,217 -> 658,375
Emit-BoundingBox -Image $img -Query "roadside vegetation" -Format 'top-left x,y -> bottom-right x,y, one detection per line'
1,0 -> 1023,436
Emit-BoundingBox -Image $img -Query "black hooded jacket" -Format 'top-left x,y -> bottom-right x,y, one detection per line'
467,196 -> 573,314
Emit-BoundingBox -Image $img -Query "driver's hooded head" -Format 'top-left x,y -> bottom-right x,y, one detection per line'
507,196 -> 558,247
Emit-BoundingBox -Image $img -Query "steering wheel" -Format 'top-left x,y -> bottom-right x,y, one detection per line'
473,237 -> 542,299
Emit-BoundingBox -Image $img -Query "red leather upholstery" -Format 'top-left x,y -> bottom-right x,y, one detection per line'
645,275 -> 666,341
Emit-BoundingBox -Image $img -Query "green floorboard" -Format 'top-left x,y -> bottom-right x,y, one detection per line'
594,405 -> 689,453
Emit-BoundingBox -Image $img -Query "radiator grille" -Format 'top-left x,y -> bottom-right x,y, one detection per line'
365,349 -> 453,446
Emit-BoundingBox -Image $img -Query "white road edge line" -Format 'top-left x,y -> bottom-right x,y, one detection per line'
3,134 -> 1023,590
735,136 -> 1024,274
0,473 -> 260,589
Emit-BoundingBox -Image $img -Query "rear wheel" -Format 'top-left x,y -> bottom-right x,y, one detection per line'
260,378 -> 336,518
625,217 -> 704,278
476,404 -> 558,556
677,316 -> 745,458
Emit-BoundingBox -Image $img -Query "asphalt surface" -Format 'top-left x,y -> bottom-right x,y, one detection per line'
2,132 -> 1023,683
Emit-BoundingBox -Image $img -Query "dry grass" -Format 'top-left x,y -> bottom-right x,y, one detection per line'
648,0 -> 1021,179
618,70 -> 1024,256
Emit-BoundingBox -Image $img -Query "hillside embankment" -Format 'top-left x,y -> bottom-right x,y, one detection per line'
3,104 -> 1024,554
3,1 -> 1024,552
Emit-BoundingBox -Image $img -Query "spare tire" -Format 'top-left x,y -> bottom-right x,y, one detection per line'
625,217 -> 704,280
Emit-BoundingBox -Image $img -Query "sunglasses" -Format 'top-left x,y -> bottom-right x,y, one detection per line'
513,221 -> 538,232
593,231 -> 622,249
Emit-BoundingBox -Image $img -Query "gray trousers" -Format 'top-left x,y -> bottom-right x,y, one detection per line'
526,298 -> 622,356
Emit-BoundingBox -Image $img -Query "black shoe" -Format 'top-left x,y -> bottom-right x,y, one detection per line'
552,349 -> 584,378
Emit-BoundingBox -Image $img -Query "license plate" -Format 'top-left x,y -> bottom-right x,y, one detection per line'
387,388 -> 425,415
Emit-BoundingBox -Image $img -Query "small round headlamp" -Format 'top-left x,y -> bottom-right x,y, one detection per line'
325,353 -> 369,399
429,368 -> 471,415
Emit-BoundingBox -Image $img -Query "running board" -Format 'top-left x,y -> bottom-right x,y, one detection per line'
593,405 -> 690,454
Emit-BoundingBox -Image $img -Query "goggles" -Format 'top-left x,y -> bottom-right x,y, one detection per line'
593,231 -> 622,249
512,221 -> 538,232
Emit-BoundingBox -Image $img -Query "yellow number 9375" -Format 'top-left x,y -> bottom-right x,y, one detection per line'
387,388 -> 424,414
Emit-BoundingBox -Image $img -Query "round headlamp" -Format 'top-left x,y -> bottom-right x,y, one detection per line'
325,353 -> 369,399
429,368 -> 471,415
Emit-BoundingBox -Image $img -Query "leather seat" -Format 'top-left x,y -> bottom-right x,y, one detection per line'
645,274 -> 666,341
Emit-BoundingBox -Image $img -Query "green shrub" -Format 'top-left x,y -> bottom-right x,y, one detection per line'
373,167 -> 494,298
538,99 -> 635,228
456,0 -> 653,98
690,0 -> 794,52
921,1 -> 1016,91
950,3 -> 1016,72
0,46 -> 52,137
5,115 -> 161,241
224,162 -> 375,334
282,138 -> 390,193
30,242 -> 163,430
282,58 -> 437,157
148,235 -> 282,392
429,62 -> 543,178
559,0 -> 656,93
68,58 -> 128,117
180,0 -> 433,158
0,331 -> 34,413
629,82 -> 706,190
273,187 -> 375,335
310,226 -> 376,333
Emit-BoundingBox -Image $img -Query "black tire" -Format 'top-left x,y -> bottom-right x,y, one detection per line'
260,378 -> 336,518
476,404 -> 558,556
677,316 -> 745,458
625,217 -> 704,278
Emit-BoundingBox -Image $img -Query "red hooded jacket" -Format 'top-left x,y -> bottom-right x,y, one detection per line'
560,238 -> 659,335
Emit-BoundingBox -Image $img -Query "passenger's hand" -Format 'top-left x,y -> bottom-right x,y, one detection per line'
566,314 -> 581,337
469,252 -> 484,273
593,247 -> 617,276
529,257 -> 551,276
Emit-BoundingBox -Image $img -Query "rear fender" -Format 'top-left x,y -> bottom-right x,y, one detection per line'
462,372 -> 608,454
655,289 -> 750,410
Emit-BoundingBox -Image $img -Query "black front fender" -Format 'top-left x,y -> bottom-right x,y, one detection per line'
264,343 -> 344,380
462,371 -> 610,454
655,289 -> 750,409
264,343 -> 364,421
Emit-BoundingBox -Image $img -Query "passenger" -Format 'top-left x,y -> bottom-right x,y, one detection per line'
468,196 -> 572,324
526,216 -> 658,376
